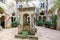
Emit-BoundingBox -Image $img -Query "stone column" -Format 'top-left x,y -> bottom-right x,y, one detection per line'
30,14 -> 34,27
30,14 -> 32,27
20,14 -> 23,26
31,14 -> 34,27
5,15 -> 11,28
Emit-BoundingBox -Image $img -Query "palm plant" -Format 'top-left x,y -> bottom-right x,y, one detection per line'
50,0 -> 60,13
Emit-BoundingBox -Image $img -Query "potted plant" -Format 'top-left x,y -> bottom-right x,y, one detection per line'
22,30 -> 29,38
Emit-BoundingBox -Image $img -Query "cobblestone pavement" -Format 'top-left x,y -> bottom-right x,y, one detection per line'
0,26 -> 60,40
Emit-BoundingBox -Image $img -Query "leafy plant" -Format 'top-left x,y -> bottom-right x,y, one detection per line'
12,20 -> 20,27
45,21 -> 52,27
50,0 -> 60,13
22,30 -> 29,37
52,14 -> 57,29
37,20 -> 44,26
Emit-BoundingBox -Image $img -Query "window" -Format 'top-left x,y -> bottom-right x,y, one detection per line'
11,13 -> 16,22
41,2 -> 45,8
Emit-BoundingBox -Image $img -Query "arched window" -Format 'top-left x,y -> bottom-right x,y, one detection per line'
11,13 -> 16,22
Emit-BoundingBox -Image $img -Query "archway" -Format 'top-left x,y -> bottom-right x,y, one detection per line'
0,7 -> 5,28
23,14 -> 30,25
40,11 -> 45,15
11,13 -> 16,22
39,11 -> 46,21
0,16 -> 5,28
23,14 -> 30,31
0,2 -> 11,28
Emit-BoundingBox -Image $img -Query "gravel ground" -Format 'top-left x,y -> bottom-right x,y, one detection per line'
0,26 -> 60,40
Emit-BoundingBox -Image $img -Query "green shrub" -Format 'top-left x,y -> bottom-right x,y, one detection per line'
12,20 -> 20,27
22,31 -> 29,37
52,14 -> 57,29
45,21 -> 52,26
37,20 -> 44,26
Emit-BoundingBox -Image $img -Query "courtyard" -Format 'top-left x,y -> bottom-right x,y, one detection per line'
0,0 -> 60,40
0,26 -> 60,40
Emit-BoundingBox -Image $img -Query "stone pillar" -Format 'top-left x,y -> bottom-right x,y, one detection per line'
5,15 -> 11,28
30,14 -> 32,27
20,14 -> 23,26
31,14 -> 34,26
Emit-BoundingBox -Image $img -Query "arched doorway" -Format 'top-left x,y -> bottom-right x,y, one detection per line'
0,16 -> 5,28
11,13 -> 16,27
23,14 -> 30,31
23,14 -> 30,25
0,7 -> 5,28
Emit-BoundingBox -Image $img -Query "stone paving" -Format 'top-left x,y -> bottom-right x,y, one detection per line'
0,26 -> 60,40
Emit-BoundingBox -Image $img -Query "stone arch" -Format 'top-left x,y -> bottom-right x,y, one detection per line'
11,12 -> 16,22
40,11 -> 45,15
0,16 -> 5,28
0,2 -> 11,28
39,11 -> 46,21
0,3 -> 6,28
23,14 -> 29,25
